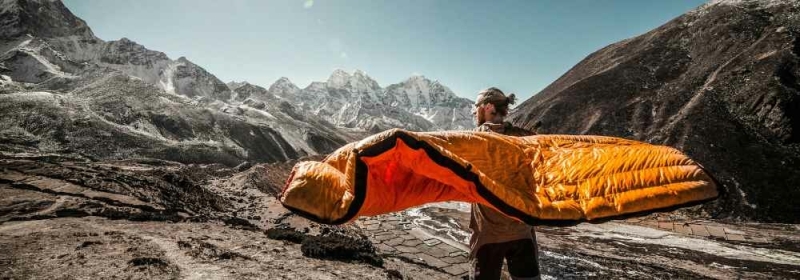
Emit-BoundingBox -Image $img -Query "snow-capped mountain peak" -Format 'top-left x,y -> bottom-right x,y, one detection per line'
325,69 -> 381,92
407,74 -> 427,81
327,69 -> 351,88
273,69 -> 474,131
387,74 -> 462,108
268,77 -> 300,98
350,70 -> 381,91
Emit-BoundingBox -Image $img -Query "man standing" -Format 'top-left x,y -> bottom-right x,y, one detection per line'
469,87 -> 540,280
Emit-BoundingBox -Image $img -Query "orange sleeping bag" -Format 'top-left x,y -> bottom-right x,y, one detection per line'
280,129 -> 719,225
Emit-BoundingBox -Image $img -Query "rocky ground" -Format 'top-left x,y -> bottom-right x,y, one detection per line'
1,152 -> 798,279
0,152 -> 456,279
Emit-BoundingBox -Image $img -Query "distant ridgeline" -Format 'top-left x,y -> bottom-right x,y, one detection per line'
0,0 -> 472,166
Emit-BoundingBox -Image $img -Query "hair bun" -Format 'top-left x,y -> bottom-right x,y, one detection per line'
506,93 -> 516,105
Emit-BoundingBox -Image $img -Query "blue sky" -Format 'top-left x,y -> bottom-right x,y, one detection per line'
63,0 -> 707,101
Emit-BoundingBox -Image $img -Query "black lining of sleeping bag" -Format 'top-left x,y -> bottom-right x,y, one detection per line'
359,130 -> 722,226
283,130 -> 722,226
328,158 -> 369,224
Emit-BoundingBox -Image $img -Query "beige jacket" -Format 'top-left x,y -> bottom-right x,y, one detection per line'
469,122 -> 535,257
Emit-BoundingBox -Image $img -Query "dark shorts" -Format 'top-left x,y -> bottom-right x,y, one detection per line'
470,238 -> 540,280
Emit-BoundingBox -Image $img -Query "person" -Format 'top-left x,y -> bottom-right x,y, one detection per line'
468,87 -> 540,280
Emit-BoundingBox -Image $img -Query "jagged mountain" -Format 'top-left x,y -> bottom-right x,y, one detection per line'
509,0 -> 800,223
0,0 -> 472,167
384,75 -> 475,130
267,77 -> 301,98
0,0 -> 354,165
227,83 -> 352,155
0,0 -> 93,39
1,74 -> 301,165
71,37 -> 233,100
1,0 -> 233,100
228,82 -> 274,102
255,70 -> 474,132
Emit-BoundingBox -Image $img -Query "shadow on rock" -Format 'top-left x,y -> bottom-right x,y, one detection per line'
265,226 -> 384,267
301,230 -> 383,267
265,227 -> 306,244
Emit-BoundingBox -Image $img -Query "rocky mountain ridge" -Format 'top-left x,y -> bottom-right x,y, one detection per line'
0,0 -> 359,165
510,0 -> 800,223
1,0 -> 474,167
231,69 -> 475,132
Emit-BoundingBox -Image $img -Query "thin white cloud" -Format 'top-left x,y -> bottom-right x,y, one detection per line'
340,52 -> 348,59
303,0 -> 314,9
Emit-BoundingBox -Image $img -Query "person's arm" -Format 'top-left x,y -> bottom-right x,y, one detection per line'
503,122 -> 535,136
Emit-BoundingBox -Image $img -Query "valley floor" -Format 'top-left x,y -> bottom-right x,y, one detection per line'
367,204 -> 800,279
1,154 -> 797,279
